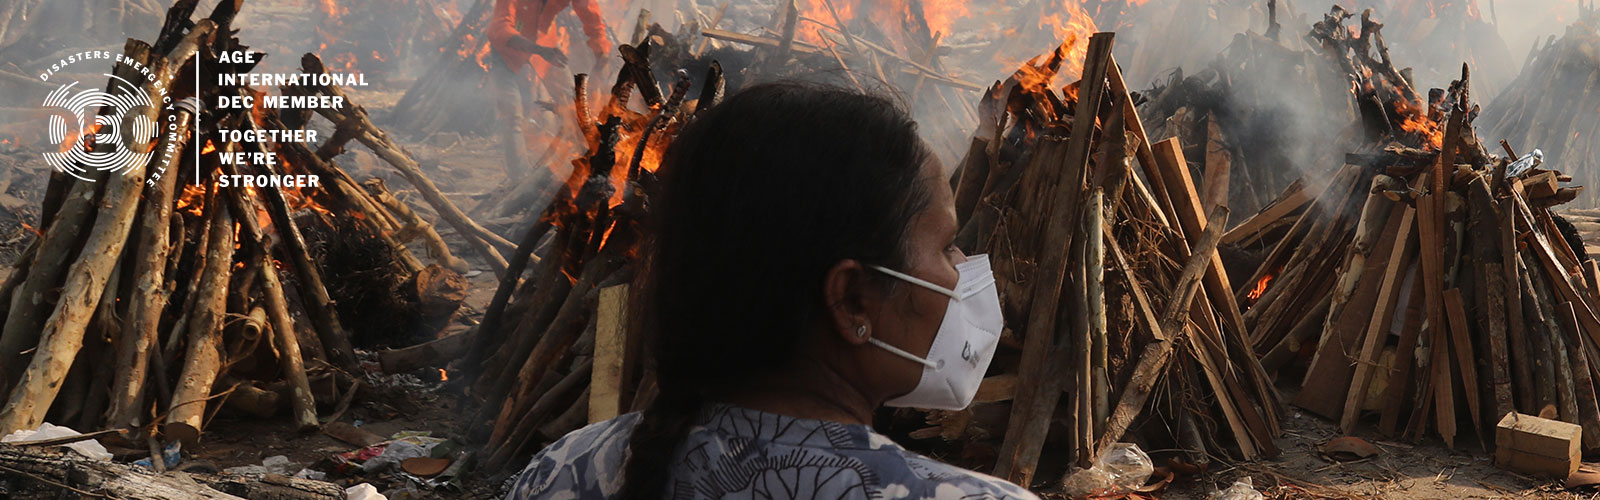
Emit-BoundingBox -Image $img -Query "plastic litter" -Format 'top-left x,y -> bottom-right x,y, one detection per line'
1209,477 -> 1264,500
345,483 -> 389,500
1507,149 -> 1544,177
1,422 -> 112,460
224,454 -> 306,476
362,441 -> 428,473
133,441 -> 182,470
1060,443 -> 1154,498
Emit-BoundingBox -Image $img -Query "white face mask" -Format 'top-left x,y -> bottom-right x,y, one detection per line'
866,254 -> 1003,410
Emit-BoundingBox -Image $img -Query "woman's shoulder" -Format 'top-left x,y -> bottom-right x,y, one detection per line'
861,433 -> 1041,500
504,413 -> 641,499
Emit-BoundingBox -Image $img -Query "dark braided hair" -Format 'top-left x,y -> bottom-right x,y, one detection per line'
619,82 -> 933,499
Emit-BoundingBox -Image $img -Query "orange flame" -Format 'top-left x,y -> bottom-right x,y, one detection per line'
1394,99 -> 1444,150
1247,273 -> 1273,301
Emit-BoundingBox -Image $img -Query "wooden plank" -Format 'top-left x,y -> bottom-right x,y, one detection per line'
1298,188 -> 1405,419
1201,116 -> 1231,212
1443,289 -> 1483,441
1222,179 -> 1310,247
1380,266 -> 1428,436
588,284 -> 631,424
974,374 -> 1018,403
1413,171 -> 1455,447
1152,139 -> 1247,343
1525,171 -> 1560,199
1105,54 -> 1177,225
992,32 -> 1113,487
1339,202 -> 1418,432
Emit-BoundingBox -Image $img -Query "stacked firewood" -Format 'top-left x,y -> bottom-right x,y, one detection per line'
457,39 -> 715,472
1137,0 -> 1359,219
1478,2 -> 1600,208
453,31 -> 1285,488
1237,6 -> 1600,449
940,33 -> 1280,487
0,0 -> 476,447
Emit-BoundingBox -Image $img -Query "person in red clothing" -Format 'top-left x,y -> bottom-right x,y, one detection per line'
486,0 -> 611,179
486,0 -> 610,75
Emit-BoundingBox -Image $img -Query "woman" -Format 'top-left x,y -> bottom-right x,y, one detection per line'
506,83 -> 1036,499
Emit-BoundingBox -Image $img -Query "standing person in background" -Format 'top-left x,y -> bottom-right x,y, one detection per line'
486,0 -> 611,179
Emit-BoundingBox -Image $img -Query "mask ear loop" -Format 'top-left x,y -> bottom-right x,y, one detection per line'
867,265 -> 960,299
865,337 -> 940,370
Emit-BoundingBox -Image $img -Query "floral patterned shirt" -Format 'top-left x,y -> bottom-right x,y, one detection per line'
504,404 -> 1040,500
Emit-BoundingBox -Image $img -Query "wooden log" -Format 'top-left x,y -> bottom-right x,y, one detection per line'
1467,177 -> 1516,424
290,54 -> 512,273
107,96 -> 199,431
221,168 -> 318,433
246,113 -> 363,373
1202,115 -> 1231,211
1520,254 -> 1561,415
1298,178 -> 1400,418
1086,189 -> 1109,435
1155,137 -> 1281,434
0,445 -> 339,499
468,217 -> 553,371
485,252 -> 626,455
1106,53 -> 1177,226
378,333 -> 472,374
0,41 -> 167,434
1503,177 -> 1533,414
952,137 -> 992,226
218,378 -> 280,418
1420,188 -> 1455,445
993,32 -> 1111,487
490,357 -> 594,469
1556,301 -> 1600,449
541,386 -> 591,440
0,125 -> 106,394
364,178 -> 469,273
475,228 -> 575,404
163,198 -> 235,445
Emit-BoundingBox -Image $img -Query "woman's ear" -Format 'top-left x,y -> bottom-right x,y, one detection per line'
824,259 -> 879,346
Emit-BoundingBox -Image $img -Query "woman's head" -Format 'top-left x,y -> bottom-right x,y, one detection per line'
621,82 -> 964,498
